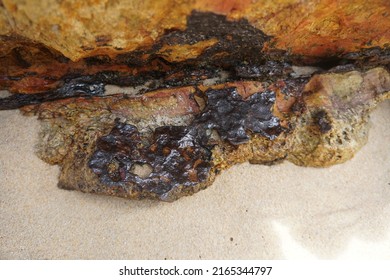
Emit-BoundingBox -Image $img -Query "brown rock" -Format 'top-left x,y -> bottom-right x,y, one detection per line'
28,68 -> 390,201
1,0 -> 389,201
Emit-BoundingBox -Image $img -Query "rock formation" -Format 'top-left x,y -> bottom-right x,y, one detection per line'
0,0 -> 389,201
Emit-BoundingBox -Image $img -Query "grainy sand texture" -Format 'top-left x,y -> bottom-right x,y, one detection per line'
0,101 -> 389,259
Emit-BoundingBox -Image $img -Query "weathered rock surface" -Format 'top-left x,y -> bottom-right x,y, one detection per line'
1,0 -> 390,60
1,0 -> 389,201
23,68 -> 390,201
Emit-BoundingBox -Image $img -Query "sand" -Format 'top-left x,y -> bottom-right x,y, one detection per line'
0,100 -> 389,260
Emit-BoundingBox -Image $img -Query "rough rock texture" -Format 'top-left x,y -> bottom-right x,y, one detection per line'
1,1 -> 390,98
1,0 -> 390,60
1,0 -> 390,201
22,68 -> 390,201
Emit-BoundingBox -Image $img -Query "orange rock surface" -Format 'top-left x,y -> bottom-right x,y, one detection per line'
1,0 -> 389,61
1,0 -> 390,201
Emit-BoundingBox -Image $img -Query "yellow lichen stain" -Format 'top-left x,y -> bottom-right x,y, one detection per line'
156,39 -> 218,63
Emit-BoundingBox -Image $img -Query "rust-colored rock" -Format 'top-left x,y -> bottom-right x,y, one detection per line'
1,0 -> 390,201
1,0 -> 390,60
24,68 -> 389,201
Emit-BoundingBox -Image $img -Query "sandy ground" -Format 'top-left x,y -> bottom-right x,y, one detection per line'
0,100 -> 389,260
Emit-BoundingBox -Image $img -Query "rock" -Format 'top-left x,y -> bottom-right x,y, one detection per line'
28,68 -> 390,201
1,0 -> 390,60
0,0 -> 389,200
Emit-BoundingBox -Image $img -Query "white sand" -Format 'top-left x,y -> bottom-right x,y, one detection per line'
0,101 -> 389,259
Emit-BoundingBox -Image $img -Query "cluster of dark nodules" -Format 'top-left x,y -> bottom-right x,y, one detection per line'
198,87 -> 281,145
89,87 -> 281,197
89,122 -> 212,199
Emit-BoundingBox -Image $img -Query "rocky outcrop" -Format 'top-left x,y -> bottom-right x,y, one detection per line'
1,0 -> 389,201
23,68 -> 390,201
